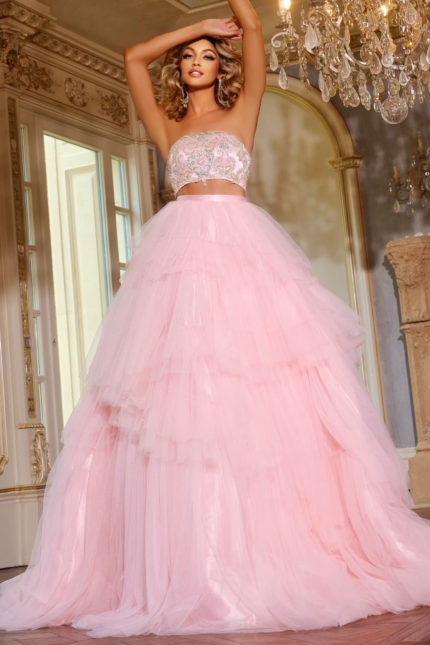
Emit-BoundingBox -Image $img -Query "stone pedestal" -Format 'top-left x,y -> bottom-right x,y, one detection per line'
385,235 -> 430,506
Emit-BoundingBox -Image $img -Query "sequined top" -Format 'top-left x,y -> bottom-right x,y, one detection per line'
165,130 -> 252,195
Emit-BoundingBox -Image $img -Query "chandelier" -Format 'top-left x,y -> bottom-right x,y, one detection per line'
389,135 -> 430,213
270,0 -> 430,123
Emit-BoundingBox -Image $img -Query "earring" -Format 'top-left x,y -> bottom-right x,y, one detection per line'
217,76 -> 228,107
179,81 -> 188,108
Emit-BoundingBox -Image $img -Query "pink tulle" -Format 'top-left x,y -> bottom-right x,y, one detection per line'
1,194 -> 430,638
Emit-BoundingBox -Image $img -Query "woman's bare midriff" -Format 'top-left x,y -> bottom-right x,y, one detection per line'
176,178 -> 246,197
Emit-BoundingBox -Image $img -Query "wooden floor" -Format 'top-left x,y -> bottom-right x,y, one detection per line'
1,507 -> 430,645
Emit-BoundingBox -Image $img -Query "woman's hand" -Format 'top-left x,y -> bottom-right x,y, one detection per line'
202,17 -> 242,40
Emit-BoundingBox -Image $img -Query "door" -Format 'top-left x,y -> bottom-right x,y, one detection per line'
0,113 -> 136,567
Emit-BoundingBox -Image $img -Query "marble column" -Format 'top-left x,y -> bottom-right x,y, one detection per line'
385,235 -> 430,506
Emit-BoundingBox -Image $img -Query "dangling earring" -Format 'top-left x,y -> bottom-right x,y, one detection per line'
179,81 -> 188,108
217,76 -> 228,107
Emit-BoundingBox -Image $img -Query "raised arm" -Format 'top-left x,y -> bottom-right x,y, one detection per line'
124,23 -> 206,154
229,0 -> 266,103
124,20 -> 242,155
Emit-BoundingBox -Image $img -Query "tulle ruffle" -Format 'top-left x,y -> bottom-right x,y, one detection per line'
2,194 -> 430,638
82,196 -> 365,467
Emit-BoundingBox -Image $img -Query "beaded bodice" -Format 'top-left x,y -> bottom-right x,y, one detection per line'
165,130 -> 252,195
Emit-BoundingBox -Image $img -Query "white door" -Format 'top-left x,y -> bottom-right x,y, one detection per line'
0,113 -> 136,567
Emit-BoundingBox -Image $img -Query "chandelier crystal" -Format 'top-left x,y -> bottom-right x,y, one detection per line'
270,0 -> 430,123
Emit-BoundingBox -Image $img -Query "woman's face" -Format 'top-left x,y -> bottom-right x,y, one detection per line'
179,39 -> 220,89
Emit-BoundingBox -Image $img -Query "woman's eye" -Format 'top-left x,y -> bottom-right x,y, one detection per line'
182,53 -> 192,59
204,56 -> 216,60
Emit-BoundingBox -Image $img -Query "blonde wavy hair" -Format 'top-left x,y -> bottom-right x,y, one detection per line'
154,37 -> 244,121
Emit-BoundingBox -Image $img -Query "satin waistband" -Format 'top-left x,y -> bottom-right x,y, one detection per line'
176,194 -> 247,202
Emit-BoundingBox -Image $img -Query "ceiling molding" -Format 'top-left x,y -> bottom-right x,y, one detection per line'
31,28 -> 126,82
165,0 -> 227,13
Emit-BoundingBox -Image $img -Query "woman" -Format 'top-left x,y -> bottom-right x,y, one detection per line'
1,0 -> 430,638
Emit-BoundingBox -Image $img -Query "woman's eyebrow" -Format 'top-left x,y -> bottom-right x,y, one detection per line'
183,47 -> 217,54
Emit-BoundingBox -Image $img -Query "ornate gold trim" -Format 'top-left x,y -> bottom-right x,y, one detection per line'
147,146 -> 160,214
8,96 -> 37,418
31,426 -> 50,485
17,422 -> 45,430
0,484 -> 45,497
329,156 -> 363,171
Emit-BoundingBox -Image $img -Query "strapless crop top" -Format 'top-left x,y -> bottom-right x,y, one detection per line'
165,130 -> 252,195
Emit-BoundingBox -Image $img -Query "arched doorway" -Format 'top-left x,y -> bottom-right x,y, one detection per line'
248,74 -> 384,415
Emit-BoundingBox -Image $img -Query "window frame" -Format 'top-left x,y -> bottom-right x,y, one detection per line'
19,110 -> 137,440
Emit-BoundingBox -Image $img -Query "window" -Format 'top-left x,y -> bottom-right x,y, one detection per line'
112,156 -> 132,279
20,125 -> 45,422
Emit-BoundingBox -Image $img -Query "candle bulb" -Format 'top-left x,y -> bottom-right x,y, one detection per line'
393,164 -> 399,181
418,136 -> 423,153
279,0 -> 291,13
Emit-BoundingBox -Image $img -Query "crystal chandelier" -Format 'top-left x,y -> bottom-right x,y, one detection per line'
270,0 -> 430,123
389,135 -> 430,213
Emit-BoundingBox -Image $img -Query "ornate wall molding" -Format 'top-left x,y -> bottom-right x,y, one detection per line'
0,483 -> 45,497
8,96 -> 37,418
1,1 -> 129,131
386,235 -> 430,505
329,155 -> 363,171
0,0 -> 52,82
17,422 -> 50,484
386,236 -> 430,322
30,30 -> 126,83
6,50 -> 53,91
31,426 -> 50,485
0,1 -> 52,32
147,146 -> 160,213
99,90 -> 128,127
64,76 -> 89,107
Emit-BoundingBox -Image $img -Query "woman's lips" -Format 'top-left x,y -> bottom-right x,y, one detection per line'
189,70 -> 203,77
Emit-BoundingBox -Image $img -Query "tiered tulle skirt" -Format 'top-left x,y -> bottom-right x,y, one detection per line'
1,194 -> 430,638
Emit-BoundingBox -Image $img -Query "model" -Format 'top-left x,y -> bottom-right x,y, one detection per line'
1,0 -> 430,638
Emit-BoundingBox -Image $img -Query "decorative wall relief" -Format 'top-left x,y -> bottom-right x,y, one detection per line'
1,1 -> 129,130
0,1 -> 51,32
7,52 -> 53,92
64,76 -> 89,107
30,425 -> 50,485
99,91 -> 129,127
0,0 -> 52,88
0,30 -> 24,65
7,97 -> 37,419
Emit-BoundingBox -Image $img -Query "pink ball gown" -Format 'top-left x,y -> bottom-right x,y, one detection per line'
1,130 -> 430,638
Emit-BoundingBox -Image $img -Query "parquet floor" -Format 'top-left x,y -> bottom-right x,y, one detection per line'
1,507 -> 430,645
